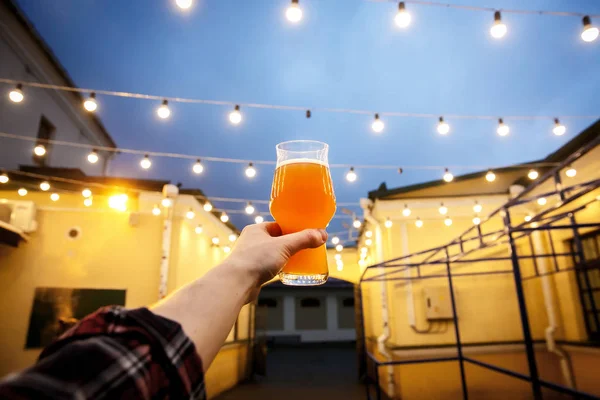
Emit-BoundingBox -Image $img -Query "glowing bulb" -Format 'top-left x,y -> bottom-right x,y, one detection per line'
176,0 -> 193,10
162,198 -> 172,208
226,234 -> 237,243
365,230 -> 373,238
486,170 -> 496,182
212,236 -> 220,245
140,155 -> 151,169
565,166 -> 577,178
537,197 -> 547,206
415,218 -> 423,228
255,215 -> 264,224
223,246 -> 231,254
87,150 -> 99,164
581,16 -> 599,42
195,225 -> 203,234
286,0 -> 302,23
39,181 -> 50,191
490,11 -> 507,39
552,118 -> 566,136
443,168 -> 454,183
220,212 -> 229,223
245,202 -> 255,215
528,169 -> 539,180
385,218 -> 393,228
9,84 -> 24,103
203,202 -> 213,212
524,215 -> 532,222
334,254 -> 342,261
439,204 -> 448,215
473,216 -> 481,225
365,238 -> 373,246
33,144 -> 46,157
353,218 -> 362,229
0,173 -> 8,184
192,159 -> 204,174
18,188 -> 27,196
402,204 -> 411,217
245,163 -> 257,178
394,2 -> 411,28
186,208 -> 195,219
497,118 -> 509,136
346,167 -> 357,182
108,194 -> 128,211
444,217 -> 453,227
50,193 -> 59,202
371,113 -> 384,133
157,100 -> 171,119
437,117 -> 450,135
473,202 -> 482,213
336,260 -> 344,271
84,197 -> 93,207
152,204 -> 161,216
361,246 -> 368,254
331,236 -> 340,245
82,189 -> 92,198
336,244 -> 343,252
83,93 -> 97,112
229,105 -> 242,125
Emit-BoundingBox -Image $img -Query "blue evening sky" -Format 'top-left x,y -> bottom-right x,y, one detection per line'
15,0 -> 600,232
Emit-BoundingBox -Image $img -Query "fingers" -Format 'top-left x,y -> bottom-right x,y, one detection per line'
264,222 -> 283,237
278,229 -> 328,255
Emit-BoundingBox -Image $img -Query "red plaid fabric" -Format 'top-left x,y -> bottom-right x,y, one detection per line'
0,306 -> 205,399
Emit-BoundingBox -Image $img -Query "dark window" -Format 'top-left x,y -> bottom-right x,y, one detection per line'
300,298 -> 321,308
342,298 -> 354,307
258,298 -> 277,308
33,116 -> 55,165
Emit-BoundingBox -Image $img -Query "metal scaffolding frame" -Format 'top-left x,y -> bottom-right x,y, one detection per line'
359,134 -> 600,400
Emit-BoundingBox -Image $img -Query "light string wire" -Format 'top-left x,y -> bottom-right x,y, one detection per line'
1,78 -> 598,121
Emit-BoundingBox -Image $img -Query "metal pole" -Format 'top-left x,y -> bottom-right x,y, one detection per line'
374,364 -> 381,400
445,247 -> 469,400
503,208 -> 542,400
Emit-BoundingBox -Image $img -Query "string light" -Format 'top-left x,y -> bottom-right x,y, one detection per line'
552,118 -> 566,136
365,238 -> 373,246
565,166 -> 577,178
245,202 -> 255,215
371,114 -> 384,133
402,204 -> 411,217
394,2 -> 411,28
83,93 -> 97,112
156,100 -> 171,119
385,217 -> 393,228
186,208 -> 195,219
254,215 -> 264,224
331,236 -> 340,245
581,16 -> 599,43
87,150 -> 99,164
473,216 -> 481,225
175,0 -> 193,10
336,260 -> 344,271
444,216 -> 453,227
18,188 -> 27,196
9,84 -> 24,103
346,167 -> 357,182
203,201 -> 213,212
490,11 -> 507,39
190,159 -> 204,175
212,236 -> 220,245
33,144 -> 46,157
334,254 -> 342,261
473,201 -> 482,213
84,197 -> 93,207
528,169 -> 539,180
108,194 -> 128,211
229,233 -> 238,242
0,173 -> 8,184
152,204 -> 161,215
497,118 -> 509,136
443,168 -> 454,182
162,198 -> 172,208
439,203 -> 448,215
245,163 -> 257,179
353,218 -> 362,229
537,197 -> 547,206
524,215 -> 532,222
365,230 -> 373,238
39,181 -> 50,191
82,188 -> 92,198
486,170 -> 496,182
437,117 -> 450,135
223,246 -> 231,254
220,212 -> 229,223
229,105 -> 242,125
286,0 -> 302,23
361,246 -> 368,254
415,217 -> 423,228
195,224 -> 203,234
140,155 -> 152,169
50,193 -> 60,202
336,244 -> 343,252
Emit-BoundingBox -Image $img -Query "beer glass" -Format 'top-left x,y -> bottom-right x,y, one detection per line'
270,140 -> 336,286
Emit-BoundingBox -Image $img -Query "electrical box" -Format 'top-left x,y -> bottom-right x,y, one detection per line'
424,286 -> 454,320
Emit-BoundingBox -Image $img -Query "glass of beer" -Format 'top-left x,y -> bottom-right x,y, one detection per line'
270,140 -> 336,286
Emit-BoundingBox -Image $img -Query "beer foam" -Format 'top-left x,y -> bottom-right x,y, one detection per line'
276,158 -> 328,167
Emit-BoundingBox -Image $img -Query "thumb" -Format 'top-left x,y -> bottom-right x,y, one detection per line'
278,229 -> 328,256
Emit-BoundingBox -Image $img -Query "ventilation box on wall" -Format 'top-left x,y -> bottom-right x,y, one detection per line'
0,200 -> 38,233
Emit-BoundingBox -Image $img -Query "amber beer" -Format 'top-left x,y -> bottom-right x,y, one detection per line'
270,141 -> 336,285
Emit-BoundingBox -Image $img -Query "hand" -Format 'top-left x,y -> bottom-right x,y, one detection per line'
226,222 -> 328,301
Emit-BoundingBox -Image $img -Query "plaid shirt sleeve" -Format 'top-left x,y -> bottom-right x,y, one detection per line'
0,306 -> 205,400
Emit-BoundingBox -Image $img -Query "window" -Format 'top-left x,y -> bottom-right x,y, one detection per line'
258,298 -> 277,308
300,298 -> 321,308
342,298 -> 355,307
33,116 -> 55,165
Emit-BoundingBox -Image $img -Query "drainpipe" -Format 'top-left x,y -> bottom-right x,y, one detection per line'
158,184 -> 178,299
364,205 -> 396,398
400,222 -> 419,332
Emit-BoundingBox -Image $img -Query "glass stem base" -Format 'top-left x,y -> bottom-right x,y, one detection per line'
279,271 -> 328,286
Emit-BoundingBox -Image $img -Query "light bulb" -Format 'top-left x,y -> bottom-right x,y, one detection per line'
87,150 -> 99,164
528,169 -> 539,180
0,173 -> 8,184
444,217 -> 453,227
9,84 -> 24,103
581,16 -> 599,42
336,244 -> 343,252
385,217 -> 393,228
334,254 -> 342,261
33,144 -> 46,156
437,117 -> 450,135
245,202 -> 255,215
439,204 -> 448,215
108,194 -> 128,212
490,11 -> 507,39
203,202 -> 213,212
83,93 -> 97,112
365,230 -> 373,238
497,118 -> 509,136
286,0 -> 302,23
157,100 -> 171,119
394,2 -> 411,28
473,216 -> 481,225
443,168 -> 454,182
82,188 -> 92,198
192,159 -> 204,174
152,204 -> 161,216
212,236 -> 220,245
360,246 -> 368,254
331,236 -> 340,245
162,198 -> 172,208
40,181 -> 50,191
195,225 -> 203,234
223,246 -> 231,254
346,167 -> 357,182
552,118 -> 566,136
18,188 -> 27,196
565,166 -> 576,178
415,218 -> 423,228
537,197 -> 547,206
371,113 -> 384,133
140,155 -> 151,169
255,215 -> 264,224
220,212 -> 229,223
365,238 -> 373,246
402,204 -> 411,217
473,202 -> 482,213
229,105 -> 242,125
245,163 -> 257,178
186,208 -> 195,219
486,170 -> 496,182
336,260 -> 344,271
524,215 -> 532,222
50,193 -> 60,201
176,0 -> 193,10
84,197 -> 93,207
353,218 -> 362,229
229,233 -> 238,242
